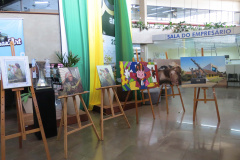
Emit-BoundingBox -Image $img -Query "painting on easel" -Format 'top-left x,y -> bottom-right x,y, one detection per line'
181,56 -> 227,87
119,61 -> 159,91
154,59 -> 182,85
59,67 -> 84,95
0,56 -> 31,89
97,65 -> 115,87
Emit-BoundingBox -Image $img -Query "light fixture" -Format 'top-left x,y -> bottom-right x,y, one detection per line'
34,1 -> 49,4
231,129 -> 240,132
151,7 -> 163,10
162,10 -> 175,13
147,13 -> 157,16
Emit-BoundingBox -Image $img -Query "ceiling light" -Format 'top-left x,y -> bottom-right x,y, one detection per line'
148,13 -> 157,16
35,1 -> 49,4
151,7 -> 163,10
162,10 -> 175,13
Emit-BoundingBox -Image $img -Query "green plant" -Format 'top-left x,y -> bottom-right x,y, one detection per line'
21,88 -> 32,103
55,51 -> 80,67
163,21 -> 174,31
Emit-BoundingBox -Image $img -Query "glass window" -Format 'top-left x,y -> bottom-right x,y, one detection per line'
156,7 -> 172,22
198,9 -> 209,24
185,9 -> 191,23
222,11 -> 229,23
190,9 -> 198,23
171,8 -> 185,23
216,11 -> 222,22
131,4 -> 140,20
234,12 -> 240,25
210,10 -> 217,22
147,5 -> 158,21
0,0 -> 59,13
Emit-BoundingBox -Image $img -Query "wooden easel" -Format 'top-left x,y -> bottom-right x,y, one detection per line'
57,91 -> 100,158
0,42 -> 51,160
123,50 -> 156,124
96,85 -> 130,140
156,52 -> 185,114
193,48 -> 220,122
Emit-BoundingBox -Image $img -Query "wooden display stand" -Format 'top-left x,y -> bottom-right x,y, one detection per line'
0,42 -> 51,160
192,48 -> 220,122
156,52 -> 185,114
193,87 -> 220,122
123,52 -> 156,124
57,91 -> 100,158
96,85 -> 130,140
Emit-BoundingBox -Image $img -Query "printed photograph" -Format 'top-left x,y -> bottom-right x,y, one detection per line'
154,59 -> 182,85
59,67 -> 84,95
97,65 -> 115,87
120,61 -> 159,91
6,61 -> 26,83
180,56 -> 227,87
0,56 -> 31,89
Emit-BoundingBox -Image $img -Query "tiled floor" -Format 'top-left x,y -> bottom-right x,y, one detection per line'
1,87 -> 240,160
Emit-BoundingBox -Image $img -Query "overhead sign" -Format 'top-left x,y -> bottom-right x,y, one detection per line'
153,27 -> 240,41
0,19 -> 25,56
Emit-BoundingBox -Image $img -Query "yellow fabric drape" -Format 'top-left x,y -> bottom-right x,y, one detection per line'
88,0 -> 104,110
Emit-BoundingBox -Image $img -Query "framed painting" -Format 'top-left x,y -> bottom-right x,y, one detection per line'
153,59 -> 182,85
180,56 -> 227,88
97,65 -> 116,87
0,56 -> 31,89
59,67 -> 84,95
119,61 -> 159,91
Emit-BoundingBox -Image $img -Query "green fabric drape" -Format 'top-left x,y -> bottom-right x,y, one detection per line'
62,0 -> 90,108
114,0 -> 141,100
114,0 -> 134,79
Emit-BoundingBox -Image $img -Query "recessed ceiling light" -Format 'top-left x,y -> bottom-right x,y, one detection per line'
35,1 -> 49,4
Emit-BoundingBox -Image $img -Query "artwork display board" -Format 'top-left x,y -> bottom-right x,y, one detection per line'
120,61 -> 159,91
59,67 -> 84,95
154,59 -> 181,85
0,56 -> 31,89
181,56 -> 227,87
97,65 -> 115,87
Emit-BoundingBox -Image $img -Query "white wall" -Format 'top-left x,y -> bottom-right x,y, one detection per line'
0,13 -> 61,63
132,0 -> 240,11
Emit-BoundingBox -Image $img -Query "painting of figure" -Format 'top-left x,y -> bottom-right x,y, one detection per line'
59,67 -> 84,95
97,65 -> 115,87
154,59 -> 182,85
120,61 -> 159,91
181,56 -> 227,87
0,56 -> 31,89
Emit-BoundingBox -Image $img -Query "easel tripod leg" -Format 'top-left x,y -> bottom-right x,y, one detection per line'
57,110 -> 63,140
196,88 -> 200,110
134,90 -> 139,124
79,95 -> 100,140
177,85 -> 185,112
1,84 -> 6,160
16,94 -> 22,148
147,89 -> 155,119
100,89 -> 104,140
123,91 -> 131,110
213,88 -> 220,122
156,85 -> 163,106
165,85 -> 169,114
63,98 -> 68,159
193,88 -> 197,121
112,89 -> 131,128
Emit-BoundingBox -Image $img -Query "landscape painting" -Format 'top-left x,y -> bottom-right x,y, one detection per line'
180,56 -> 227,87
154,59 -> 181,85
97,65 -> 116,87
59,67 -> 84,95
119,61 -> 159,91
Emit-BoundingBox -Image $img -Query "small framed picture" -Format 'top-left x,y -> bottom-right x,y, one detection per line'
0,56 -> 31,89
97,65 -> 116,87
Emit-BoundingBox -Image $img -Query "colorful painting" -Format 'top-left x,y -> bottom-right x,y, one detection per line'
181,56 -> 227,87
59,67 -> 84,95
0,56 -> 31,89
120,61 -> 159,91
97,65 -> 115,87
154,59 -> 182,85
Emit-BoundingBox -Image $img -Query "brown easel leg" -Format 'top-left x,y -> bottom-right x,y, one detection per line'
147,89 -> 155,119
112,88 -> 131,128
165,85 -> 169,114
79,95 -> 100,140
213,88 -> 220,122
123,91 -> 131,110
72,96 -> 82,128
16,91 -> 26,140
31,86 -> 51,160
1,82 -> 6,160
100,89 -> 104,140
63,98 -> 68,159
193,88 -> 197,121
171,85 -> 175,98
134,90 -> 139,124
156,85 -> 163,106
107,89 -> 115,116
177,85 -> 185,112
15,94 -> 22,148
141,90 -> 145,104
195,88 -> 200,111
57,111 -> 63,140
